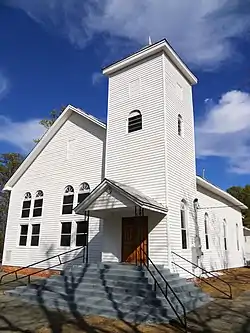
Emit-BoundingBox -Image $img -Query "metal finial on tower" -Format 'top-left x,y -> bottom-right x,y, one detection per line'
148,36 -> 152,45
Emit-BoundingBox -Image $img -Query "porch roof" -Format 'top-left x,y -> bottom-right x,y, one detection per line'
74,178 -> 168,215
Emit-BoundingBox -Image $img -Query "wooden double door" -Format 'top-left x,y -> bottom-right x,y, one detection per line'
122,216 -> 148,264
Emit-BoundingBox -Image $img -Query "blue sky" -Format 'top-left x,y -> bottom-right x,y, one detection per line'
0,1 -> 250,190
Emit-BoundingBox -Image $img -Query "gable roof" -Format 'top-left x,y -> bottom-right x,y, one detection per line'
4,105 -> 106,191
74,178 -> 168,215
103,39 -> 197,85
196,176 -> 248,210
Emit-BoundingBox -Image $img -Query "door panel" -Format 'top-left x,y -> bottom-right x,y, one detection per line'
122,216 -> 148,264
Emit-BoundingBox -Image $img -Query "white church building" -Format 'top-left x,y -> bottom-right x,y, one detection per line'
2,39 -> 247,277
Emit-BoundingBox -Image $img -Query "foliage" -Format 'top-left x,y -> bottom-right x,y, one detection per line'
34,106 -> 66,143
0,153 -> 24,258
227,185 -> 250,228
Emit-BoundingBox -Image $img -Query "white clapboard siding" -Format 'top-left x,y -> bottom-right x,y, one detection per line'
196,185 -> 244,271
3,112 -> 105,269
105,53 -> 168,265
88,190 -> 133,210
163,53 -> 198,275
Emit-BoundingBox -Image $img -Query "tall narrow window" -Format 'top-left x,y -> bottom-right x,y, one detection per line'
204,213 -> 209,250
33,190 -> 43,217
76,221 -> 88,246
178,114 -> 183,137
78,183 -> 91,204
60,222 -> 72,246
128,110 -> 142,133
223,219 -> 227,251
31,224 -> 40,246
19,225 -> 28,246
21,192 -> 32,218
181,200 -> 188,249
62,186 -> 74,215
236,223 -> 239,251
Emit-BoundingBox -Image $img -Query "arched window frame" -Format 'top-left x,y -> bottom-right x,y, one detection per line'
21,192 -> 32,218
204,213 -> 209,250
62,185 -> 74,215
33,190 -> 44,217
178,114 -> 183,137
128,110 -> 142,133
236,223 -> 239,251
78,182 -> 91,204
223,219 -> 227,251
180,200 -> 188,249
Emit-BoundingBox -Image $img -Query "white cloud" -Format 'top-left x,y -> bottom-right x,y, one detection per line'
196,90 -> 250,174
0,116 -> 45,153
5,0 -> 250,68
92,72 -> 103,85
0,72 -> 9,100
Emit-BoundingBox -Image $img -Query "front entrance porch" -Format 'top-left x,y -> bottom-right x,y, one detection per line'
74,178 -> 168,266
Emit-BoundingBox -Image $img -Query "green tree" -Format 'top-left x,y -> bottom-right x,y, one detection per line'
34,106 -> 66,143
227,185 -> 250,228
0,153 -> 24,259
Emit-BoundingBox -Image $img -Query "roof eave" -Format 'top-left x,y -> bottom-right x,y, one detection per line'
196,176 -> 248,210
103,39 -> 197,85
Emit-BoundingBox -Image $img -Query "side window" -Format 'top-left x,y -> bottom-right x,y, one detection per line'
223,219 -> 227,251
128,110 -> 142,133
178,114 -> 183,137
62,186 -> 74,215
76,221 -> 88,246
236,223 -> 239,251
60,222 -> 72,246
21,192 -> 32,218
204,213 -> 209,250
78,183 -> 91,204
31,224 -> 40,246
33,190 -> 44,217
180,200 -> 188,249
19,225 -> 28,246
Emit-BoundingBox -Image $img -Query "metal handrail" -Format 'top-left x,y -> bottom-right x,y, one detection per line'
0,246 -> 86,285
172,251 -> 232,299
139,248 -> 187,332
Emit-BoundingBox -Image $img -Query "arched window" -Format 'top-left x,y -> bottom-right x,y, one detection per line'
128,110 -> 142,133
236,223 -> 239,251
223,219 -> 227,251
204,213 -> 209,249
21,192 -> 32,218
180,200 -> 188,249
178,114 -> 183,137
33,190 -> 44,217
62,186 -> 74,215
78,182 -> 91,204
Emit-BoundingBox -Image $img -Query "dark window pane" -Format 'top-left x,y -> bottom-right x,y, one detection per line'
76,234 -> 87,247
23,201 -> 31,209
19,235 -> 27,246
60,235 -> 71,246
224,238 -> 227,251
181,230 -> 187,249
78,193 -> 90,204
31,236 -> 39,246
34,199 -> 43,208
62,204 -> 73,215
63,195 -> 74,204
20,225 -> 28,235
205,235 -> 209,250
61,222 -> 71,234
21,209 -> 30,218
32,224 -> 40,235
33,208 -> 42,217
180,210 -> 185,228
76,222 -> 88,234
128,115 -> 142,133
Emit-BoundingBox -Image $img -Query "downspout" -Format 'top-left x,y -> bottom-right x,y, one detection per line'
193,199 -> 203,267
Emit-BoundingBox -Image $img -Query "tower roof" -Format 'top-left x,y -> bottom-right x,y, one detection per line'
103,39 -> 197,85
